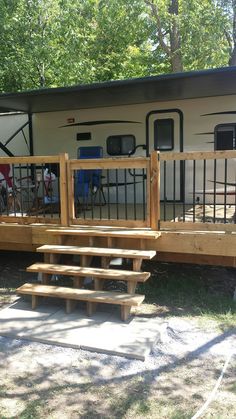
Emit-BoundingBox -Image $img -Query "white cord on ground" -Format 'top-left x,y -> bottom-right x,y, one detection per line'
191,351 -> 234,419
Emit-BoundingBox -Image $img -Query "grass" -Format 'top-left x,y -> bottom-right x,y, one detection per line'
138,261 -> 236,328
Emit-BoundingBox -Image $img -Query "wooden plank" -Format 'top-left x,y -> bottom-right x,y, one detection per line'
26,263 -> 150,282
67,162 -> 75,225
156,252 -> 236,267
71,218 -> 149,228
0,242 -> 35,252
0,155 -> 61,164
156,231 -> 236,257
160,150 -> 236,161
150,151 -> 160,230
32,225 -> 62,245
17,283 -> 145,306
69,157 -> 149,170
0,224 -> 32,243
161,221 -> 236,232
0,216 -> 61,225
59,153 -> 69,226
145,160 -> 151,227
37,244 -> 156,259
47,227 -> 161,239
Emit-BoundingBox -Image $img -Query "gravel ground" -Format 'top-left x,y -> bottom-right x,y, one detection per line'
1,317 -> 235,383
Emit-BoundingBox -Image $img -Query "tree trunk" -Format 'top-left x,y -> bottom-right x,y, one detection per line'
229,46 -> 236,65
229,0 -> 236,65
169,0 -> 183,72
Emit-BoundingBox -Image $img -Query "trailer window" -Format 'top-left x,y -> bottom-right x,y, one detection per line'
215,124 -> 236,150
106,135 -> 135,155
154,118 -> 174,151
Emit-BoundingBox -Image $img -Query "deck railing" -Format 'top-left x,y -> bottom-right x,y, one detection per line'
159,150 -> 236,231
67,156 -> 154,228
0,150 -> 235,232
0,154 -> 68,225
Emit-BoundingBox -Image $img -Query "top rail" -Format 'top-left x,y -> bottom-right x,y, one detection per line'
160,150 -> 236,161
0,155 -> 61,164
69,157 -> 149,170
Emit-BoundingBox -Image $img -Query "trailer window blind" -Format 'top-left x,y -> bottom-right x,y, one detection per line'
154,118 -> 174,151
215,125 -> 235,150
106,135 -> 135,155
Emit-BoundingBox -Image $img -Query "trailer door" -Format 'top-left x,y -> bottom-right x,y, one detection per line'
146,109 -> 183,201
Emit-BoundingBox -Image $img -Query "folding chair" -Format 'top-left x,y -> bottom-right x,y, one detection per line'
75,146 -> 106,208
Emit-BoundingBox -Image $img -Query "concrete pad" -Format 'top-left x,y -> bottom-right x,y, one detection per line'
0,299 -> 161,360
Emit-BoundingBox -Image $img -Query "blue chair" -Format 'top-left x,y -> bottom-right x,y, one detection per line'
75,146 -> 105,207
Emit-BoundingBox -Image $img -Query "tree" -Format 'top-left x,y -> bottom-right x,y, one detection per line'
145,0 -> 183,72
0,0 -> 233,93
217,0 -> 236,65
0,0 -> 63,90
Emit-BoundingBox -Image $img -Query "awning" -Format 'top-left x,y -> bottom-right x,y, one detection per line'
0,66 -> 236,114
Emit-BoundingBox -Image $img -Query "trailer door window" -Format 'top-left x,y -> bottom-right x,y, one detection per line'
215,124 -> 236,150
107,135 -> 135,155
154,118 -> 174,151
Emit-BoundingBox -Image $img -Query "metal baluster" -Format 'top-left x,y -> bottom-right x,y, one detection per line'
224,159 -> 227,223
142,168 -> 146,221
173,160 -> 176,221
107,169 -> 111,220
193,160 -> 196,222
182,160 -> 185,222
124,169 -> 128,220
164,161 -> 166,221
116,169 -> 119,219
41,165 -> 46,217
19,163 -> 23,216
203,159 -> 206,222
213,159 -> 217,223
133,169 -> 137,220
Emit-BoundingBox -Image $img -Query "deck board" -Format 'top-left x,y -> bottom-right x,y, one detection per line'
37,244 -> 156,259
17,283 -> 145,306
47,226 -> 161,239
27,263 -> 150,282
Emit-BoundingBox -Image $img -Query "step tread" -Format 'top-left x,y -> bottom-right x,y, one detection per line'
37,245 -> 156,259
47,226 -> 161,239
17,283 -> 144,306
27,263 -> 150,282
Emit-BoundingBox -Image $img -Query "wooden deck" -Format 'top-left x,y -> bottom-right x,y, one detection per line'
0,151 -> 235,266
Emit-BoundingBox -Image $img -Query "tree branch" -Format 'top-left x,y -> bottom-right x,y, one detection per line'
145,0 -> 171,56
224,29 -> 232,49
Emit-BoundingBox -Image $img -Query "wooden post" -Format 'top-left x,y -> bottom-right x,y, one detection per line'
32,295 -> 39,309
66,159 -> 75,225
127,281 -> 137,294
86,301 -> 96,316
59,153 -> 69,226
66,299 -> 77,314
121,305 -> 131,321
150,151 -> 160,230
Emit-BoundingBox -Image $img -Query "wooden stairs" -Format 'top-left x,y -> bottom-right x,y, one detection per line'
17,227 -> 160,321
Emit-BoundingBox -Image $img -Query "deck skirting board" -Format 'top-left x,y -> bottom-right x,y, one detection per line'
0,224 -> 235,265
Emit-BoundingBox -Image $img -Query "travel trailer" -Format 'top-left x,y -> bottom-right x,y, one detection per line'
0,66 -> 235,266
0,66 -> 235,206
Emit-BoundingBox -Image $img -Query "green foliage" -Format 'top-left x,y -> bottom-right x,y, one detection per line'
0,0 -> 233,92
